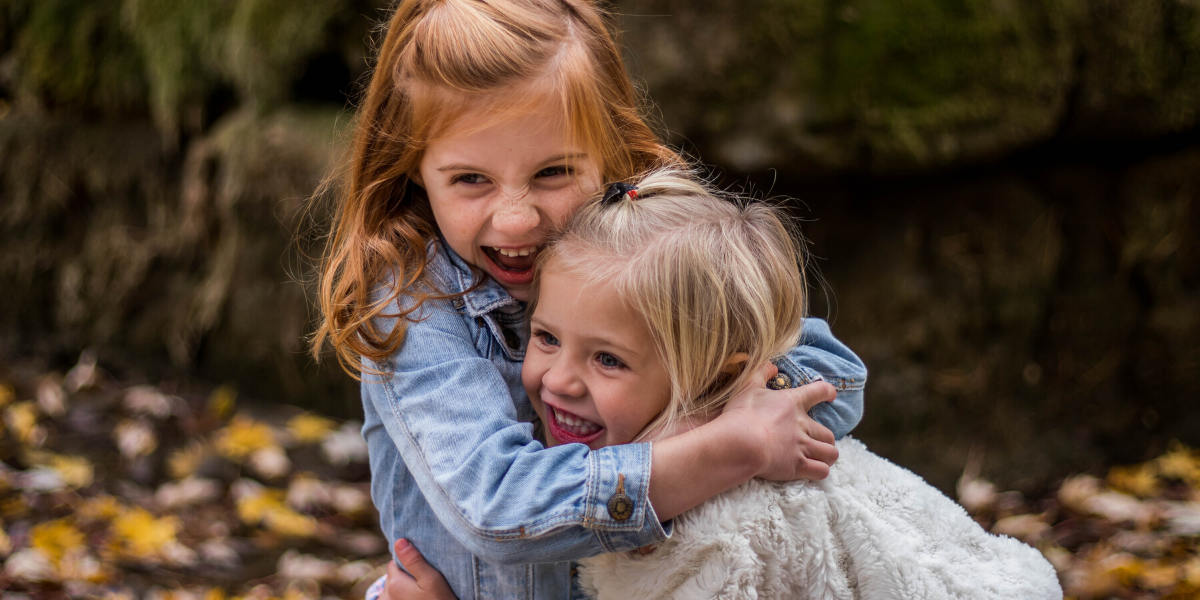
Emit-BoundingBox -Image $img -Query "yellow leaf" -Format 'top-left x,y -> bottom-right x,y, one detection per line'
0,525 -> 11,556
0,383 -> 13,407
78,495 -> 125,523
168,441 -> 210,479
237,487 -> 284,524
208,385 -> 237,420
215,415 -> 277,461
1106,464 -> 1160,497
1156,442 -> 1200,485
49,454 -> 94,488
204,589 -> 228,600
264,508 -> 318,538
1140,561 -> 1180,590
30,518 -> 85,566
5,402 -> 39,444
236,487 -> 317,538
286,413 -> 336,444
112,507 -> 180,560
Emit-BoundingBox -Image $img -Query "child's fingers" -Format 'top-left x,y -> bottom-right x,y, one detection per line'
804,436 -> 839,466
756,361 -> 780,381
384,554 -> 420,596
798,457 -> 832,480
794,381 -> 836,412
808,420 -> 836,445
388,539 -> 457,598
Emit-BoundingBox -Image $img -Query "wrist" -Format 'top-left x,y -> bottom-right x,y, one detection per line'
700,413 -> 766,480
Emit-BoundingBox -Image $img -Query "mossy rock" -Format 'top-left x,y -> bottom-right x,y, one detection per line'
616,0 -> 1200,172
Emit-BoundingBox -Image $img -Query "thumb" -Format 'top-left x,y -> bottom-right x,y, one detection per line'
394,538 -> 440,587
796,381 -> 836,412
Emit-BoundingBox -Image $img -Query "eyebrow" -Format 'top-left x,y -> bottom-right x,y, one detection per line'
435,152 -> 590,172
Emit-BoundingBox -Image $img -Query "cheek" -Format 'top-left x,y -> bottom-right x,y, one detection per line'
549,185 -> 596,223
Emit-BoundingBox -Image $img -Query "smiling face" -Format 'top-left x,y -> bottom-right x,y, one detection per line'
522,261 -> 673,449
418,97 -> 603,301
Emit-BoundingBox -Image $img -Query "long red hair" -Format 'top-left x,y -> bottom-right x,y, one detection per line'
312,0 -> 682,376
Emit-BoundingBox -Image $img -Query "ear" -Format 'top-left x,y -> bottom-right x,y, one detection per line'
718,352 -> 750,375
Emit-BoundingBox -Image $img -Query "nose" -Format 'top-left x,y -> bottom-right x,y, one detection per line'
492,188 -> 540,235
542,355 -> 586,399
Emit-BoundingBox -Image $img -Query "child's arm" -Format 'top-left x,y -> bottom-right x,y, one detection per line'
364,296 -> 837,565
776,317 -> 867,439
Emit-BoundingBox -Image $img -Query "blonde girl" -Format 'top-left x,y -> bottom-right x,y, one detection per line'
524,168 -> 1061,599
314,1 -> 866,598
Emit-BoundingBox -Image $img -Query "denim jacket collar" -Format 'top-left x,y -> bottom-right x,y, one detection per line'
433,238 -> 524,318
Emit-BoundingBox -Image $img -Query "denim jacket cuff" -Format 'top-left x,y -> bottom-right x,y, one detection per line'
773,354 -> 865,393
585,442 -> 671,551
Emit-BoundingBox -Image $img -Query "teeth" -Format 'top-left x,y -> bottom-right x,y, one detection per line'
492,246 -> 537,257
554,409 -> 601,435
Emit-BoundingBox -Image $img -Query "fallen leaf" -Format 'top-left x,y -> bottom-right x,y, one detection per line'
1106,463 -> 1160,498
236,486 -> 317,538
321,422 -> 368,466
214,415 -> 276,461
991,513 -> 1050,542
167,441 -> 211,479
1155,442 -> 1200,486
286,473 -> 332,512
31,518 -> 85,566
78,495 -> 126,523
123,386 -> 175,419
64,349 -> 99,392
4,547 -> 55,582
35,377 -> 66,417
5,402 -> 42,445
155,477 -> 221,510
111,507 -> 181,562
249,445 -> 291,479
207,386 -> 237,420
277,549 -> 338,582
287,413 -> 337,444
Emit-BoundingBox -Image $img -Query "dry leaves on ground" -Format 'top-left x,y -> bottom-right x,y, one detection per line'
1,352 -> 1197,599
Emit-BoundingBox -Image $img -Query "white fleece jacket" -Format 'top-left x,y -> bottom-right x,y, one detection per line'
579,438 -> 1062,599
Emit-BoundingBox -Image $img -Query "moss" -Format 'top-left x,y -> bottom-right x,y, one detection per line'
225,0 -> 344,109
12,0 -> 147,113
816,0 -> 1081,167
1072,0 -> 1200,134
120,0 -> 229,136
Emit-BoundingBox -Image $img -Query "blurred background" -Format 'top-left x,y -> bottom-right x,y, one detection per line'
1,0 -> 1197,501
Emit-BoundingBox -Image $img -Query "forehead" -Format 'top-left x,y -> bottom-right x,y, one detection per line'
535,265 -> 649,339
418,80 -> 606,169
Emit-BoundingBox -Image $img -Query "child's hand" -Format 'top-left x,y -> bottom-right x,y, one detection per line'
723,363 -> 839,482
380,539 -> 458,600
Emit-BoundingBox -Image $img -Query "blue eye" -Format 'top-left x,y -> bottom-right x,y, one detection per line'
536,331 -> 559,347
596,353 -> 624,369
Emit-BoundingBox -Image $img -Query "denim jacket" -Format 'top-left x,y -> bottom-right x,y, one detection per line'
361,239 -> 867,599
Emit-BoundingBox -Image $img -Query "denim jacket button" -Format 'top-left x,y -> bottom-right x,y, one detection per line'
607,474 -> 633,521
767,372 -> 792,390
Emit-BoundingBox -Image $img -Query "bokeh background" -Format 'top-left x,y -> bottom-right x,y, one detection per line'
1,3 -> 1198,592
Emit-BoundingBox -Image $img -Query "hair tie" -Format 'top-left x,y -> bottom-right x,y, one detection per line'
601,181 -> 638,206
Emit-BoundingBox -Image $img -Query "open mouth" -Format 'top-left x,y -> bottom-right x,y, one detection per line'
482,246 -> 540,285
545,404 -> 604,445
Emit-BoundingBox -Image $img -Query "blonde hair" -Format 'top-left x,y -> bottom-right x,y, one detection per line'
534,167 -> 808,438
313,0 -> 682,375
